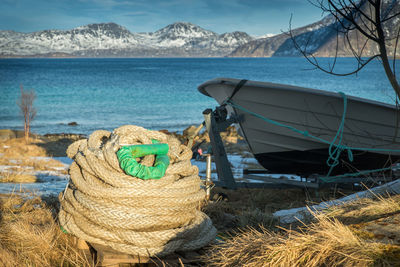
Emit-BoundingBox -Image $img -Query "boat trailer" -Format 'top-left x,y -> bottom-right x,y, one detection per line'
200,106 -> 398,190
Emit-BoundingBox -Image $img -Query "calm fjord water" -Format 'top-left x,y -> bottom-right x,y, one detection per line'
0,57 -> 397,135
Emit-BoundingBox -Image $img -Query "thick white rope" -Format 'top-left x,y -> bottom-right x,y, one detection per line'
58,125 -> 216,257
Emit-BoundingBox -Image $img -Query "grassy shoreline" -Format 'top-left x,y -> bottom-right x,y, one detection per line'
1,130 -> 400,265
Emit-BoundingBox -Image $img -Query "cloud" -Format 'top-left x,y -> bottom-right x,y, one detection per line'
78,0 -> 140,7
121,11 -> 151,16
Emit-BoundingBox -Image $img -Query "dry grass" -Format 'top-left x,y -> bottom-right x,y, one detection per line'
0,157 -> 66,171
0,171 -> 37,183
205,194 -> 400,267
323,194 -> 400,225
0,138 -> 89,265
0,137 -> 48,157
2,135 -> 400,266
203,187 -> 354,231
0,137 -> 66,175
0,193 -> 92,267
206,218 -> 400,266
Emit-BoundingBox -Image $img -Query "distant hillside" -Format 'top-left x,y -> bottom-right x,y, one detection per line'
0,22 -> 254,57
230,0 -> 400,57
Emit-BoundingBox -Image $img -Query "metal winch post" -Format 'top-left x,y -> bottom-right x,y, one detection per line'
203,108 -> 237,189
205,153 -> 212,200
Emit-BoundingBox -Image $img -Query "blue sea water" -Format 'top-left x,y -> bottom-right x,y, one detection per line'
0,57 -> 397,135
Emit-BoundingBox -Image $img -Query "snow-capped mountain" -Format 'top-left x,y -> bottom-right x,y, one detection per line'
0,22 -> 254,57
155,22 -> 217,46
230,0 -> 400,57
0,23 -> 138,55
229,15 -> 338,57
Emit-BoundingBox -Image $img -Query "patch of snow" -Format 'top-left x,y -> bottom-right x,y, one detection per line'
192,153 -> 260,180
256,33 -> 276,39
0,156 -> 70,196
0,180 -> 69,196
51,166 -> 68,171
274,179 -> 400,224
0,165 -> 20,171
54,157 -> 73,165
0,150 -> 301,196
192,152 -> 301,182
0,170 -> 69,196
33,170 -> 68,177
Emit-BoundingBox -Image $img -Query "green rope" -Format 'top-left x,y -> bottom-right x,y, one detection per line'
325,92 -> 348,177
60,225 -> 69,234
226,92 -> 400,181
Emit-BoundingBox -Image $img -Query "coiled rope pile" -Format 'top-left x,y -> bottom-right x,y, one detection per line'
58,125 -> 216,257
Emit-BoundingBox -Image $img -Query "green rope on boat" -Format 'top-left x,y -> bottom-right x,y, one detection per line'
226,92 -> 400,181
325,92 -> 349,177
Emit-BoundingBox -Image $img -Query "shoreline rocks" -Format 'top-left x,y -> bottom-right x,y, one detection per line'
0,124 -> 246,157
0,129 -> 38,141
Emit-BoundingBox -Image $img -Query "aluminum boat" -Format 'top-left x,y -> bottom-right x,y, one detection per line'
198,78 -> 400,176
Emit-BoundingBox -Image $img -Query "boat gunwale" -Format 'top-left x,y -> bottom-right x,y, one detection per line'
198,77 -> 398,110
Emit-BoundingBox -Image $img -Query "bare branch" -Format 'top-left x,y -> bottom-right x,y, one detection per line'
393,26 -> 400,80
330,28 -> 340,72
382,12 -> 400,23
374,0 -> 400,99
359,33 -> 371,58
289,14 -> 380,76
327,0 -> 379,41
381,0 -> 399,21
291,0 -> 400,101
349,0 -> 376,25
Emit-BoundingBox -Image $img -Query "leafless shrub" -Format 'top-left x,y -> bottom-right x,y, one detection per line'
17,84 -> 37,143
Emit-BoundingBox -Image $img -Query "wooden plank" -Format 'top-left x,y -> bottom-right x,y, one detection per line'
90,242 -> 152,266
73,237 -> 95,265
88,242 -> 195,267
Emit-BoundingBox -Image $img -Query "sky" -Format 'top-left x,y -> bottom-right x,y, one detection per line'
0,0 -> 325,36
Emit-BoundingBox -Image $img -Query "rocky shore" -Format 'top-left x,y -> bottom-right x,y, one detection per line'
0,125 -> 246,157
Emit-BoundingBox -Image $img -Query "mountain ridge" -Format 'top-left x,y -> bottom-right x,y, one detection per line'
229,0 -> 399,57
0,22 -> 254,57
3,1 -> 399,59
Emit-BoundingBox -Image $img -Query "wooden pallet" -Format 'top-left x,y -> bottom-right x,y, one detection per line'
73,238 -> 202,267
73,237 -> 95,265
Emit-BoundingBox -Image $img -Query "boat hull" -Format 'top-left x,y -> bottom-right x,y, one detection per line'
198,78 -> 400,176
255,149 -> 397,176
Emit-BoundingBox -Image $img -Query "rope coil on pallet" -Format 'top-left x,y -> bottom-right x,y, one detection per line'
58,125 -> 216,257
